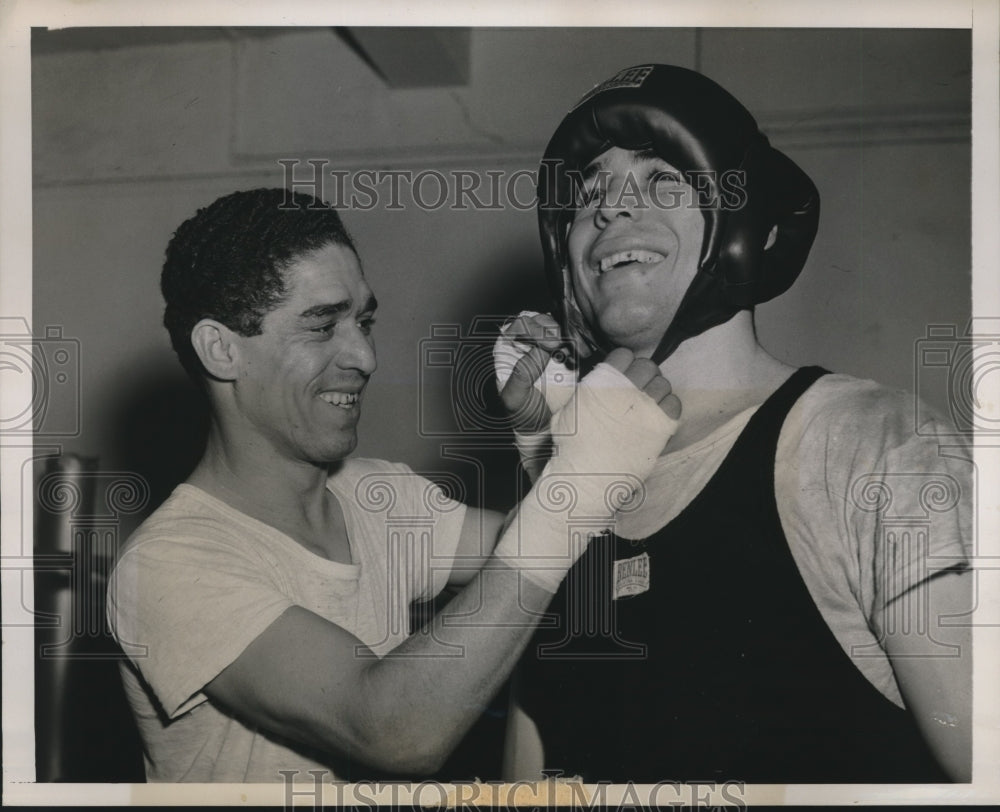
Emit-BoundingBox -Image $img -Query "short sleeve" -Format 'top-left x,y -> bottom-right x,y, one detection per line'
415,475 -> 469,601
864,412 -> 973,632
107,533 -> 293,718
783,377 -> 973,638
336,459 -> 468,605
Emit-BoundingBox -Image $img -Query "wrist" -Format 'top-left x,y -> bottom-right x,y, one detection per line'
492,468 -> 639,593
513,429 -> 553,481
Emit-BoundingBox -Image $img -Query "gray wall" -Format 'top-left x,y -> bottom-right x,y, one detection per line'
32,27 -> 971,524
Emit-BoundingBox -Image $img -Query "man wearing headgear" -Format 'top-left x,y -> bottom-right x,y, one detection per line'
497,65 -> 972,783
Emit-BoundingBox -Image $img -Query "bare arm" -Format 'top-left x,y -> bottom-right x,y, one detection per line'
883,567 -> 973,781
502,696 -> 546,780
205,563 -> 552,775
204,349 -> 679,775
445,506 -> 507,588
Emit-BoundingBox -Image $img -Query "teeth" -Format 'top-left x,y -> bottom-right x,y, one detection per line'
598,249 -> 665,273
320,392 -> 359,408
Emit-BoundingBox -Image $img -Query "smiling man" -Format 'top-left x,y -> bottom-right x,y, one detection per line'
499,65 -> 973,783
567,147 -> 706,361
106,188 -> 681,782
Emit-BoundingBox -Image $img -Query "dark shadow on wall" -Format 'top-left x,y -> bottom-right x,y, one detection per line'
107,365 -> 210,519
417,246 -> 555,515
410,247 -> 555,781
34,455 -> 148,782
33,366 -> 211,782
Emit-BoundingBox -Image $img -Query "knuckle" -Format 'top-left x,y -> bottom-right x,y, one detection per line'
605,347 -> 633,368
630,359 -> 659,377
645,378 -> 670,397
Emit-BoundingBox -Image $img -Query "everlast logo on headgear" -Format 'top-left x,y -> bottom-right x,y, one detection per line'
573,65 -> 654,110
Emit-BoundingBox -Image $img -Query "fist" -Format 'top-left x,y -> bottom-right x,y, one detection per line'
603,348 -> 682,420
496,312 -> 575,433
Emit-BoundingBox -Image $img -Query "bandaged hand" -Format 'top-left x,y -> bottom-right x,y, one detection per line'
494,312 -> 578,481
494,349 -> 681,593
494,311 -> 577,429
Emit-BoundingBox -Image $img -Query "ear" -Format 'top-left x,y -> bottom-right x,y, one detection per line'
190,319 -> 241,381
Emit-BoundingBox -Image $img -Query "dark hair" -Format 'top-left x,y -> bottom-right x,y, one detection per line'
161,188 -> 356,380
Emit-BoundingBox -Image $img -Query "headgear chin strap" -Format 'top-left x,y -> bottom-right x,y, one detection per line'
537,64 -> 820,365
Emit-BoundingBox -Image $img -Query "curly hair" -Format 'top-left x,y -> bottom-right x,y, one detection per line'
161,188 -> 356,380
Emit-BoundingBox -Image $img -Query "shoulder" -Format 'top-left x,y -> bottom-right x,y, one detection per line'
121,483 -> 246,542
108,485 -> 293,636
112,485 -> 268,580
781,372 -> 965,464
778,372 -> 973,504
788,373 -> 917,438
328,457 -> 466,518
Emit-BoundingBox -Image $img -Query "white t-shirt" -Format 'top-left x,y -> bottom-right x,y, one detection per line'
107,458 -> 467,782
613,373 -> 973,707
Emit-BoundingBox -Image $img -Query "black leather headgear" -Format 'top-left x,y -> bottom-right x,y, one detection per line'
537,64 -> 820,364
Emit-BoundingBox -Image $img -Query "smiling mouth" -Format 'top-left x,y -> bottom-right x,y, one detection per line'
597,249 -> 666,274
319,392 -> 360,409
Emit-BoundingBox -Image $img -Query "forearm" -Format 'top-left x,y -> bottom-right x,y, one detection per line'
514,431 -> 553,486
359,562 -> 553,772
209,564 -> 555,777
885,569 -> 973,782
502,691 -> 546,779
207,353 -> 676,775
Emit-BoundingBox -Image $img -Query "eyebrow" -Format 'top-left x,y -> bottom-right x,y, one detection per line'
298,293 -> 378,321
580,148 -> 664,183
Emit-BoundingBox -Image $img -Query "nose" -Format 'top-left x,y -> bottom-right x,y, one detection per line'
595,178 -> 644,227
337,327 -> 377,377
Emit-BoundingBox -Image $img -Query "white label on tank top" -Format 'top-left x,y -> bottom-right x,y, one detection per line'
613,551 -> 650,600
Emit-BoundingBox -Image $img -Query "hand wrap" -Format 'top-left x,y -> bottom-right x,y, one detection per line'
493,311 -> 577,471
494,362 -> 678,592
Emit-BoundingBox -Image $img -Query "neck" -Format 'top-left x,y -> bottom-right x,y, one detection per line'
188,411 -> 336,526
658,313 -> 769,383
648,312 -> 796,450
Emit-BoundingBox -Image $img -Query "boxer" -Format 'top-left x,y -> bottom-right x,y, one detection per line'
498,65 -> 972,783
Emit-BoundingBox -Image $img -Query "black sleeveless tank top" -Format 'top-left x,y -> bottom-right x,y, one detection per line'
518,366 -> 947,783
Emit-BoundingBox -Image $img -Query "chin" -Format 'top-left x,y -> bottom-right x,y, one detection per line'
312,434 -> 358,465
597,319 -> 664,357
